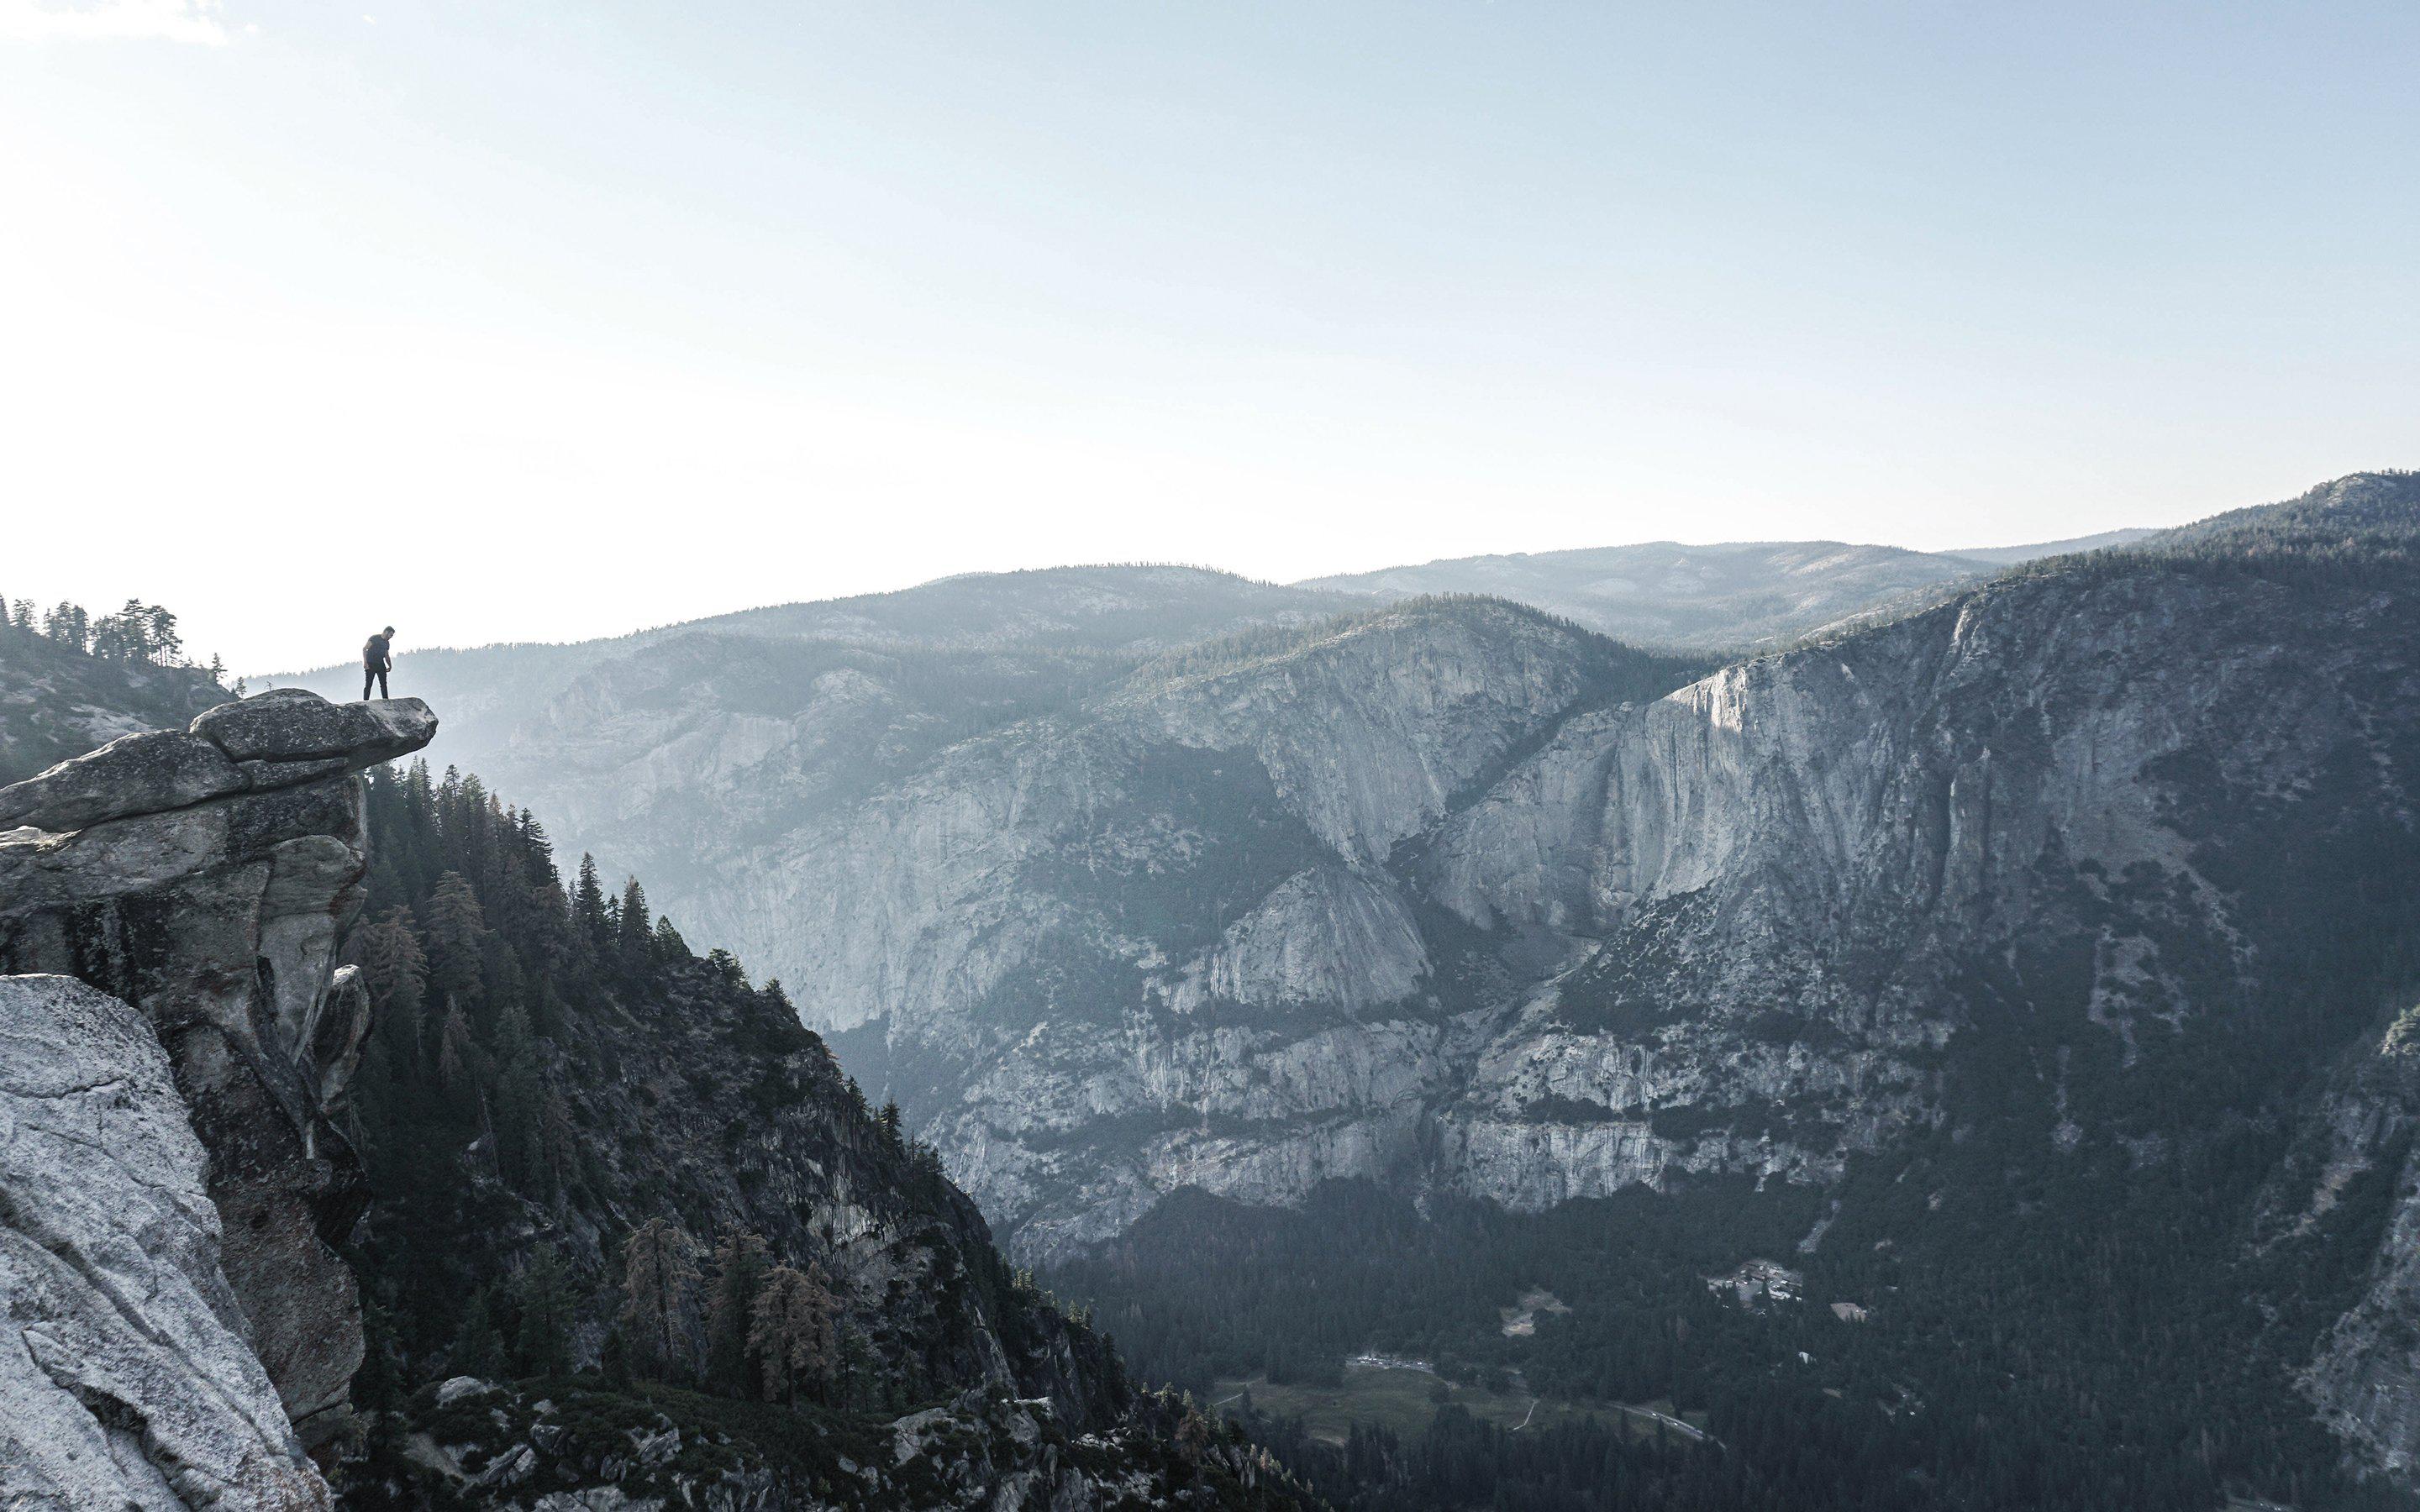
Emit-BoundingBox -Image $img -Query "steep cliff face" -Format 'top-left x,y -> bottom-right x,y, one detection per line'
814,552 -> 2417,1259
576,480 -> 2407,1316
1414,562 -> 2420,1205
0,974 -> 330,1511
708,600 -> 1679,1033
2289,1019 -> 2420,1479
0,688 -> 439,1449
689,601 -> 1701,1253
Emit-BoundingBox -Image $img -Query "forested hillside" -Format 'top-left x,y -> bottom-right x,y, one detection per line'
0,596 -> 228,783
336,760 -> 1312,1507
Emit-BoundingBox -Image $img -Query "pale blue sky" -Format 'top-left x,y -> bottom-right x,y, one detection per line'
3,1 -> 2414,670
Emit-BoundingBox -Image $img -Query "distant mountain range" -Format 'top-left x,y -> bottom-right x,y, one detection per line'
1299,528 -> 2156,648
250,524 -> 2149,784
1944,526 -> 2157,564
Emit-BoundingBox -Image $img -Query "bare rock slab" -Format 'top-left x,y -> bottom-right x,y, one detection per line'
0,973 -> 330,1511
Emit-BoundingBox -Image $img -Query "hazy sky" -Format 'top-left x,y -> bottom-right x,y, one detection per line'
4,1 -> 2414,672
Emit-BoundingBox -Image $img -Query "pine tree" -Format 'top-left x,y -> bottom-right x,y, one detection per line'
833,1323 -> 877,1410
423,871 -> 489,1007
704,1228 -> 773,1396
512,1247 -> 576,1378
452,1289 -> 508,1379
41,601 -> 87,651
571,853 -> 610,950
490,1000 -> 544,1187
435,1000 -> 474,1094
143,603 -> 182,665
355,1299 -> 404,1411
358,908 -> 428,1061
618,1218 -> 698,1380
617,877 -> 652,969
600,1323 -> 632,1389
538,1090 -> 580,1200
748,1263 -> 839,1405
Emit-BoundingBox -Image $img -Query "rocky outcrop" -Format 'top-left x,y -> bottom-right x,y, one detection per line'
2290,1009 -> 2420,1479
0,974 -> 329,1510
0,687 -> 438,1451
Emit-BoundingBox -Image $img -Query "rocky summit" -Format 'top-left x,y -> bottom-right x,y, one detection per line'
0,686 -> 439,1458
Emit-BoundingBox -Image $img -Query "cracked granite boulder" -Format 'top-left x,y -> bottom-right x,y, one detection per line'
0,687 -> 437,1453
0,973 -> 330,1510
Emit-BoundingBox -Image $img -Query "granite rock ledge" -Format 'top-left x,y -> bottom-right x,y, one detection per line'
0,688 -> 438,1455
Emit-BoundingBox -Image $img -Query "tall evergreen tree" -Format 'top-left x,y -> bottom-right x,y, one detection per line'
435,1000 -> 474,1094
704,1228 -> 773,1397
749,1263 -> 839,1405
513,1247 -> 576,1378
452,1289 -> 508,1379
423,871 -> 489,1008
490,1000 -> 544,1185
571,853 -> 610,948
538,1090 -> 581,1200
618,1219 -> 699,1381
617,877 -> 652,969
357,909 -> 428,1057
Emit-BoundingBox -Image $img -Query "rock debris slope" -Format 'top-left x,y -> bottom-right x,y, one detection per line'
0,973 -> 330,1511
0,687 -> 438,1453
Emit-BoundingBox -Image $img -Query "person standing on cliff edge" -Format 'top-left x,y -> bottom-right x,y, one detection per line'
362,626 -> 395,700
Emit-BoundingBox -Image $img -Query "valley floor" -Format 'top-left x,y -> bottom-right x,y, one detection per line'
1210,1361 -> 1709,1448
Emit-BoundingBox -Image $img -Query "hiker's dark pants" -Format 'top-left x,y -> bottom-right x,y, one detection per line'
365,666 -> 389,700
